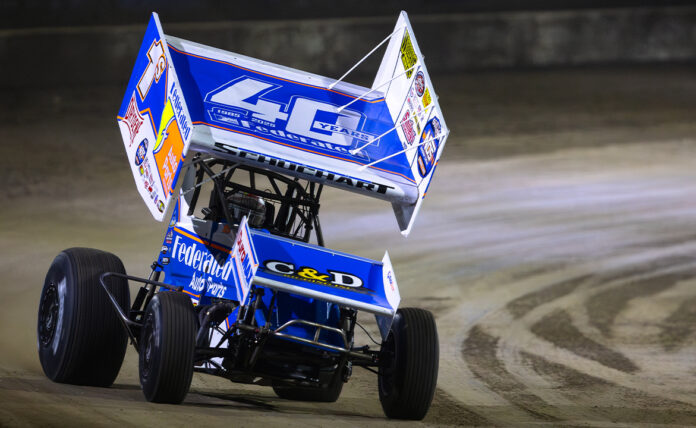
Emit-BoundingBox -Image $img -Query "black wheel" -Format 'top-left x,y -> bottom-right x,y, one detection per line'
139,291 -> 197,404
272,370 -> 344,402
378,308 -> 439,420
37,248 -> 130,386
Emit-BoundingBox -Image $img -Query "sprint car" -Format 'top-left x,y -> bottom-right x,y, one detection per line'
37,11 -> 449,420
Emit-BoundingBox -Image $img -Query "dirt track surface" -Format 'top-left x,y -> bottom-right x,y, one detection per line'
2,67 -> 696,426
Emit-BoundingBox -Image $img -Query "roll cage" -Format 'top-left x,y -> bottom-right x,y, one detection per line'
185,155 -> 325,246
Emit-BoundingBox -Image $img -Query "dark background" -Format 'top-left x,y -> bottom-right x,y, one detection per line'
2,0 -> 696,27
2,1 -> 696,90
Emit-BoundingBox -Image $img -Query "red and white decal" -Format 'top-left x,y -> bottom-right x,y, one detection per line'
400,111 -> 416,145
232,216 -> 259,303
123,94 -> 145,147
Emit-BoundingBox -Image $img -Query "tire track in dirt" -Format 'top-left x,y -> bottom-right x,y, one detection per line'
506,275 -> 591,319
521,351 -> 696,425
531,309 -> 639,373
456,243 -> 696,424
658,295 -> 696,352
425,389 -> 491,426
507,255 -> 696,320
462,325 -> 561,422
586,270 -> 696,338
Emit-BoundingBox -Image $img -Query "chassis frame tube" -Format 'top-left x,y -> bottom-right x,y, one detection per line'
99,272 -> 379,363
98,272 -> 183,349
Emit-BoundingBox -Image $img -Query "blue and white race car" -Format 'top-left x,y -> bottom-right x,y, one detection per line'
37,11 -> 449,420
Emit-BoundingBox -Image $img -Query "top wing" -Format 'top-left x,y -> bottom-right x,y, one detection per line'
117,11 -> 448,235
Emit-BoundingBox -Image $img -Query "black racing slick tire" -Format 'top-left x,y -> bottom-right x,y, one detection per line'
37,248 -> 130,386
139,291 -> 197,404
272,372 -> 344,402
378,308 -> 439,420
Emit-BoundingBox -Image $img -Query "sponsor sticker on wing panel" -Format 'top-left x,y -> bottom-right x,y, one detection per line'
400,31 -> 418,78
153,100 -> 185,196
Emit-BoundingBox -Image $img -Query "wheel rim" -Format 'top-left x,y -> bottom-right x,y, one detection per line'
38,282 -> 59,347
379,330 -> 397,396
141,312 -> 157,381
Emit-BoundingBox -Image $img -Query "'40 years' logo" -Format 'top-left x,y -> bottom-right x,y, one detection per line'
205,76 -> 375,152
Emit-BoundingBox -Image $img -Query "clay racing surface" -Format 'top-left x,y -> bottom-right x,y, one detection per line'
2,67 -> 696,426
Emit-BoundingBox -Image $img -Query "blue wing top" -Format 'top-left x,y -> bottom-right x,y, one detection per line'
119,12 -> 449,236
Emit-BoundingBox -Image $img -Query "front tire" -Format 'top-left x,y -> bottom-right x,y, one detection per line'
378,308 -> 439,420
37,248 -> 130,386
139,291 -> 197,404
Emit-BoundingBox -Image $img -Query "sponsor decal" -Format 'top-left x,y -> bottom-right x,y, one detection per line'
431,117 -> 441,136
414,71 -> 425,96
417,157 -> 426,177
207,281 -> 227,298
169,83 -> 191,141
400,31 -> 417,78
232,217 -> 259,303
166,225 -> 257,302
165,230 -> 173,244
188,273 -> 227,297
386,270 -> 395,293
188,272 -> 227,298
172,234 -> 235,282
205,76 -> 375,158
381,252 -> 401,313
161,245 -> 168,254
139,155 -> 156,202
134,138 -> 148,166
416,117 -> 441,177
123,93 -> 144,147
154,100 -> 185,194
213,142 -> 397,196
263,259 -> 367,291
157,200 -> 165,213
189,273 -> 207,292
400,111 -> 416,145
235,234 -> 253,283
140,158 -> 159,201
161,257 -> 170,265
170,201 -> 180,226
422,87 -> 432,108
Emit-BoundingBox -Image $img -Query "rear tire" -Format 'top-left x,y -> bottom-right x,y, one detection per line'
37,248 -> 130,386
378,308 -> 439,420
139,291 -> 197,404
